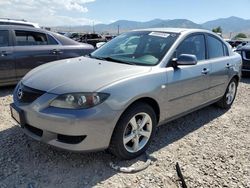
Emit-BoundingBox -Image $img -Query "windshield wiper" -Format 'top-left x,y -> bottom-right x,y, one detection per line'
89,54 -> 136,65
103,57 -> 136,65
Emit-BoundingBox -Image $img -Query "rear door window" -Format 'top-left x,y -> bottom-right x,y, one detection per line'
0,30 -> 9,47
15,30 -> 48,46
207,35 -> 225,59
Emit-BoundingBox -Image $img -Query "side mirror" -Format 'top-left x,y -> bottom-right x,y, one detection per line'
172,54 -> 197,67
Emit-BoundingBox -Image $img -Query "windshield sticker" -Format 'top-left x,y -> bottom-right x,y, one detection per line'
149,32 -> 170,38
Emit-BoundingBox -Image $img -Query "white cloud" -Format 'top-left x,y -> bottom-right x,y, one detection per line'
0,0 -> 98,26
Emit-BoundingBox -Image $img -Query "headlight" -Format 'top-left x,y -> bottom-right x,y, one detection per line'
50,93 -> 110,109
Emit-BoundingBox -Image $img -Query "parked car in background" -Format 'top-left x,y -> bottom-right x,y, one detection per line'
57,31 -> 66,36
103,34 -> 116,41
96,41 -> 106,48
77,33 -> 107,47
64,32 -> 83,41
0,18 -> 39,28
0,25 -> 94,86
10,28 -> 241,159
236,43 -> 250,74
235,41 -> 249,51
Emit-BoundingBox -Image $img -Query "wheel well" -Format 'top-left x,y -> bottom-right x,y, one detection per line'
232,75 -> 239,85
126,97 -> 160,123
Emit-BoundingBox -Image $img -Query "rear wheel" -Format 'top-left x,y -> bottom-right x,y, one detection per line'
109,103 -> 157,160
217,78 -> 238,109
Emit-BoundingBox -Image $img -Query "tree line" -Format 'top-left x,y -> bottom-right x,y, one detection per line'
212,26 -> 248,39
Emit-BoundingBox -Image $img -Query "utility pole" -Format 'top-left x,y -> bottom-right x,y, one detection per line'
92,21 -> 95,33
117,24 -> 120,35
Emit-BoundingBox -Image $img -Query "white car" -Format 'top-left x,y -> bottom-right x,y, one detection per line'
0,18 -> 39,28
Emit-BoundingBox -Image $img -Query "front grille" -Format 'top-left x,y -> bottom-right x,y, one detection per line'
18,84 -> 45,103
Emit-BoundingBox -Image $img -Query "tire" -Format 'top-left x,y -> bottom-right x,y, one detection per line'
216,78 -> 238,109
109,102 -> 157,160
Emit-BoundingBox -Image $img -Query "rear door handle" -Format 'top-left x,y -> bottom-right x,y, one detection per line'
1,51 -> 12,57
201,68 -> 210,75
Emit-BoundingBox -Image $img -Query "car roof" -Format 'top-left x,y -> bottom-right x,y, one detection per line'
0,25 -> 48,33
133,27 -> 213,34
0,19 -> 39,28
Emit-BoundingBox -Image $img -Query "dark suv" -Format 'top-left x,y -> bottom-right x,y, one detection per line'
236,43 -> 250,75
77,33 -> 107,47
0,25 -> 94,86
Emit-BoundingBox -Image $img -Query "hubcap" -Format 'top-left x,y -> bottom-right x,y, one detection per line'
123,112 -> 152,153
226,82 -> 236,105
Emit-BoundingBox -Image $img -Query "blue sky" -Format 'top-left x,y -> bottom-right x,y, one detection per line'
1,0 -> 250,26
85,0 -> 250,24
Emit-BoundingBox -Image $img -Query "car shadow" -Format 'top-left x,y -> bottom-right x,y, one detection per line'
240,77 -> 250,84
0,104 -> 228,187
149,105 -> 227,154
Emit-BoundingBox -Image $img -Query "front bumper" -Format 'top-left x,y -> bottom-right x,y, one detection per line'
12,90 -> 122,152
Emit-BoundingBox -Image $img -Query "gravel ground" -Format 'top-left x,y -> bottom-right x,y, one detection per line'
0,78 -> 249,188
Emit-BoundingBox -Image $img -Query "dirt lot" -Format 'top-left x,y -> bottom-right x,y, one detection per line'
0,78 -> 249,188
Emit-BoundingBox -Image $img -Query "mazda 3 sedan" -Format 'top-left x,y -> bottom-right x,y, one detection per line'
10,28 -> 242,159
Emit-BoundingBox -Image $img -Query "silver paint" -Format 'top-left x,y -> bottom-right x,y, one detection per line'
12,28 -> 242,152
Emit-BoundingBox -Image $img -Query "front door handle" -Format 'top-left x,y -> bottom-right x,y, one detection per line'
201,68 -> 210,75
226,63 -> 233,69
52,49 -> 63,55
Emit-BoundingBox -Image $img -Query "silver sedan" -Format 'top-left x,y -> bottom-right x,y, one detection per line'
10,28 -> 242,159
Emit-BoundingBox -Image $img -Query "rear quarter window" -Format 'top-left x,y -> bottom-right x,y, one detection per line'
47,34 -> 59,45
223,44 -> 229,56
52,33 -> 79,45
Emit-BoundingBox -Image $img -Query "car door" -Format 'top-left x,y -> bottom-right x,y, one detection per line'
56,45 -> 87,59
0,29 -> 16,85
13,30 -> 59,80
165,34 -> 211,119
206,34 -> 231,100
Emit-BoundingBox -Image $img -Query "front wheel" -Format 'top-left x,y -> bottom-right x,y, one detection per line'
216,78 -> 238,109
109,103 -> 157,160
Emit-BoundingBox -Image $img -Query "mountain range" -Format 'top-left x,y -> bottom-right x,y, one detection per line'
54,16 -> 250,36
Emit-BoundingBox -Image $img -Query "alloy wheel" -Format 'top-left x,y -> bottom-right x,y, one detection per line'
123,112 -> 152,153
226,81 -> 236,105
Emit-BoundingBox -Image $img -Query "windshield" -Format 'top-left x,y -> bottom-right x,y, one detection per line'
90,31 -> 179,66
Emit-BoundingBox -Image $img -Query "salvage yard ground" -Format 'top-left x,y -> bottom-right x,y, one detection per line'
0,78 -> 249,188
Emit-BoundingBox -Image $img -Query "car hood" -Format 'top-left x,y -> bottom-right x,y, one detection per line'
22,57 -> 151,94
238,45 -> 250,51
